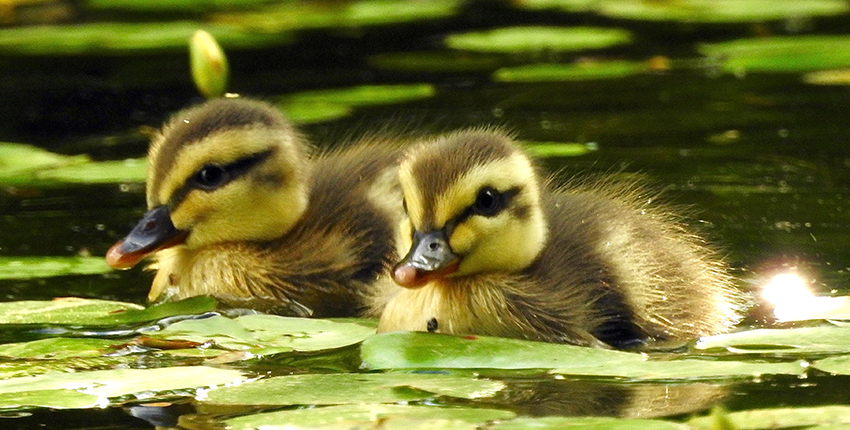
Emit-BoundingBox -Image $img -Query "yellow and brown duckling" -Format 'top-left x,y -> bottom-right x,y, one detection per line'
106,98 -> 402,317
376,129 -> 742,348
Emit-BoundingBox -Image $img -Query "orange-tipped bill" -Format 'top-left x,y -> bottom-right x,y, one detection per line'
392,229 -> 459,288
106,206 -> 188,270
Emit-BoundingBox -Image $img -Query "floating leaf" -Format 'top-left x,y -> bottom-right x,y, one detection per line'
494,61 -> 645,82
687,405 -> 850,429
522,141 -> 598,158
0,142 -> 89,180
362,332 -> 804,379
445,26 -> 632,54
492,416 -> 690,430
595,0 -> 849,23
696,326 -> 850,356
0,338 -> 116,360
279,101 -> 354,125
517,0 -> 598,12
152,314 -> 375,355
699,36 -> 850,74
0,366 -> 245,410
200,372 -> 504,406
210,0 -> 462,33
810,355 -> 850,375
803,69 -> 850,85
281,84 -> 435,107
86,0 -> 275,12
222,404 -> 515,430
190,30 -> 229,99
0,22 -> 291,56
0,296 -> 215,326
0,256 -> 112,280
33,158 -> 147,184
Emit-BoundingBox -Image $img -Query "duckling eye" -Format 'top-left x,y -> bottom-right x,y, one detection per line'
473,187 -> 504,216
195,165 -> 227,190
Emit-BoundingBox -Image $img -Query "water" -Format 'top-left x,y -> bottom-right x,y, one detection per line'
2,1 -> 850,428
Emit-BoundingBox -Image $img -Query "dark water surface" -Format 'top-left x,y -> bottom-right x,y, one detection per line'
2,1 -> 850,428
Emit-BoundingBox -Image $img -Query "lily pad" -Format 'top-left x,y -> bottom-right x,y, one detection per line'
522,141 -> 599,158
803,68 -> 850,85
0,296 -> 216,326
810,355 -> 850,375
33,158 -> 147,184
517,0 -> 597,12
279,101 -> 354,125
0,366 -> 245,410
0,22 -> 291,56
210,0 -> 462,33
86,0 -> 274,12
687,405 -> 850,429
0,142 -> 89,179
595,0 -> 849,23
362,332 -> 804,380
0,338 -> 116,360
0,256 -> 112,280
445,26 -> 632,54
492,416 -> 690,430
200,372 -> 504,406
699,36 -> 850,74
695,326 -> 850,356
494,61 -> 645,82
222,403 -> 515,429
152,314 -> 375,355
281,84 -> 435,107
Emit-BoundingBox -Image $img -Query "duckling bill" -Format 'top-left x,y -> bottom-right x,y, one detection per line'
107,98 -> 402,317
377,129 -> 742,348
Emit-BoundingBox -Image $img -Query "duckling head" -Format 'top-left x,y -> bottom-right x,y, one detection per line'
393,129 -> 548,288
106,98 -> 310,269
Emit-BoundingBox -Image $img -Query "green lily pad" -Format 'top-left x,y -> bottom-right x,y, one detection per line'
595,0 -> 849,23
0,366 -> 245,410
445,26 -> 632,54
522,141 -> 599,158
695,326 -> 850,356
152,314 -> 375,355
494,61 -> 645,82
0,256 -> 112,280
699,36 -> 850,74
0,338 -> 116,360
33,158 -> 147,184
210,0 -> 462,33
492,416 -> 690,430
86,0 -> 275,12
281,84 -> 435,107
367,51 -> 503,73
361,332 -> 804,380
0,22 -> 291,56
0,143 -> 147,185
0,296 -> 216,326
279,101 -> 354,125
200,372 -> 504,406
688,405 -> 850,429
222,403 -> 515,429
810,355 -> 850,375
517,0 -> 597,12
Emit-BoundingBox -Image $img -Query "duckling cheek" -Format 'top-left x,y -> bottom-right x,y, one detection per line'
449,223 -> 477,256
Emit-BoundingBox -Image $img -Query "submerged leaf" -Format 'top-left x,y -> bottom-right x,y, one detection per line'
223,404 -> 515,430
445,26 -> 632,54
495,61 -> 645,82
201,372 -> 504,406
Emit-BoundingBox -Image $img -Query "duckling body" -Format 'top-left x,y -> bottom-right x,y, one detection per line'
377,130 -> 741,348
107,98 -> 401,317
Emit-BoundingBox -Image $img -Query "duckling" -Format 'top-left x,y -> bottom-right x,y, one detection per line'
106,98 -> 402,317
376,129 -> 742,348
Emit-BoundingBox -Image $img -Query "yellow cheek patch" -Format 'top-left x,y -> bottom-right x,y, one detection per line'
449,222 -> 476,255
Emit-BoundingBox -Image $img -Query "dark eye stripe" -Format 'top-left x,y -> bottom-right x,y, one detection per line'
168,149 -> 274,209
445,186 -> 521,235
